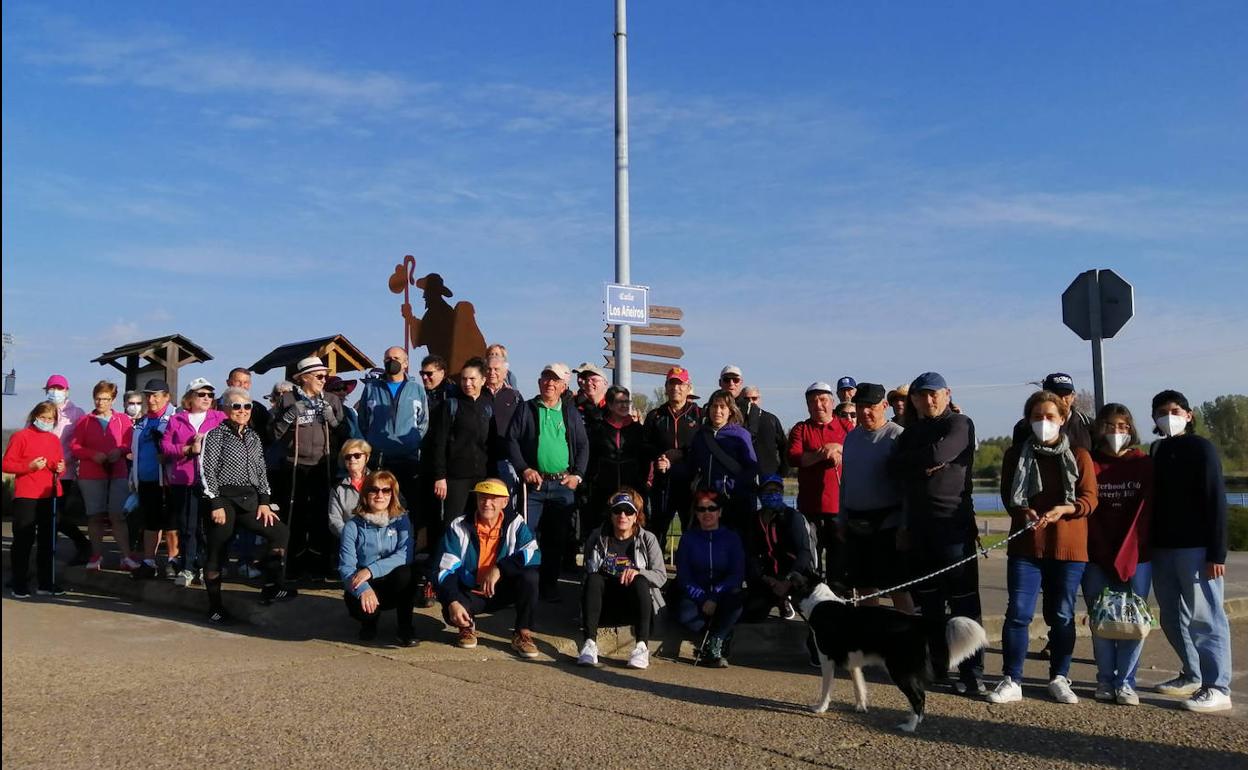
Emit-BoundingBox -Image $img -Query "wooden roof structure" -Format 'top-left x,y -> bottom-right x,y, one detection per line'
249,335 -> 375,380
92,334 -> 213,394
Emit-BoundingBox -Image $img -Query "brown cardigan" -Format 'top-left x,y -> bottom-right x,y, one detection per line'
1000,445 -> 1098,562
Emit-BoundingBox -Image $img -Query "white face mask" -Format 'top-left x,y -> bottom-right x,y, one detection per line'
1106,433 -> 1131,453
1031,420 -> 1060,443
125,404 -> 143,418
1156,414 -> 1187,437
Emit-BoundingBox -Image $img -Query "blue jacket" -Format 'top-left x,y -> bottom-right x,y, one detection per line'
435,510 -> 540,602
675,527 -> 745,602
338,512 -> 414,597
356,376 -> 429,465
687,423 -> 758,497
506,397 -> 589,477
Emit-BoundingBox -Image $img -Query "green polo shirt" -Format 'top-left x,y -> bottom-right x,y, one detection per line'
536,402 -> 569,474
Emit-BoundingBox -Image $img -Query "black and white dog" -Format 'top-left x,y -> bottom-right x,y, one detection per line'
790,577 -> 987,732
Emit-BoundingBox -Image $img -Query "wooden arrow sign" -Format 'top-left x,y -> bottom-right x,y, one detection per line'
604,338 -> 683,359
603,323 -> 684,337
649,305 -> 683,321
602,356 -> 677,376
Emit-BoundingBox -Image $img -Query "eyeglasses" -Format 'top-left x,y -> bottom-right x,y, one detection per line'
227,402 -> 253,411
611,509 -> 637,517
366,487 -> 393,496
694,505 -> 721,513
418,370 -> 438,378
721,375 -> 741,383
345,452 -> 366,460
194,391 -> 214,398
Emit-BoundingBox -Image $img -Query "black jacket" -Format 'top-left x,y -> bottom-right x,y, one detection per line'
426,392 -> 491,481
1151,433 -> 1228,563
745,504 -> 813,581
480,384 -> 523,464
891,408 -> 977,542
506,397 -> 590,477
743,406 -> 789,477
642,401 -> 702,476
587,417 -> 649,495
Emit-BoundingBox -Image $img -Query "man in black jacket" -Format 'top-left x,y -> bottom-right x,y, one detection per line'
644,366 -> 702,550
428,358 -> 492,532
741,386 -> 789,478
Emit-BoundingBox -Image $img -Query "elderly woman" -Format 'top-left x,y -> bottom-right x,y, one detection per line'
161,378 -> 226,586
329,439 -> 372,540
577,487 -> 667,670
70,381 -> 139,572
339,470 -> 416,646
199,387 -> 296,623
989,391 -> 1097,706
3,402 -> 67,597
585,387 -> 649,534
687,390 -> 758,530
674,489 -> 746,668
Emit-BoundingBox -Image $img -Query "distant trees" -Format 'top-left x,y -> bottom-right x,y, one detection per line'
1200,394 -> 1248,471
974,436 -> 1013,480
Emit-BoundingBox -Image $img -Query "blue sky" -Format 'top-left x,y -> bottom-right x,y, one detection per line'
3,2 -> 1246,436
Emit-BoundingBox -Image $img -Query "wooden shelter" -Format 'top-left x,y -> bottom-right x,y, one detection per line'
249,335 -> 375,380
92,334 -> 214,394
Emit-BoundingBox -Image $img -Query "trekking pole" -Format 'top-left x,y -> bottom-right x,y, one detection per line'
692,625 -> 711,666
51,470 -> 61,587
283,417 -> 300,581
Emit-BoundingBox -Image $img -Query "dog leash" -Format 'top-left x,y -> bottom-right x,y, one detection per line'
848,520 -> 1038,606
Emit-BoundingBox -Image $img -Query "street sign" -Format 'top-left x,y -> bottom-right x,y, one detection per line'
1061,269 -> 1134,412
604,338 -> 684,359
604,283 -> 649,326
603,323 -> 684,337
603,356 -> 674,376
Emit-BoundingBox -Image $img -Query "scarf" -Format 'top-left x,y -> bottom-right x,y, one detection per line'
358,510 -> 393,528
1008,434 -> 1079,509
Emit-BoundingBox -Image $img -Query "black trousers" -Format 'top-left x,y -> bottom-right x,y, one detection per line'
203,487 -> 290,575
55,480 -> 92,554
581,572 -> 655,641
912,537 -> 984,682
741,579 -> 788,622
274,462 -> 332,575
11,497 -> 56,590
345,564 -> 416,635
646,473 -> 693,552
441,568 -> 539,631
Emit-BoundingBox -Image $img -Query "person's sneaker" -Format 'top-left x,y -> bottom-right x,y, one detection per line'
35,585 -> 67,596
85,555 -> 103,572
1183,688 -> 1232,713
259,585 -> 298,605
987,677 -> 1023,704
455,626 -> 478,649
206,608 -> 233,625
577,638 -> 600,667
10,586 -> 31,599
954,679 -> 987,696
394,634 -> 418,648
780,599 -> 797,620
417,582 -> 436,609
1094,683 -> 1115,701
627,642 -> 650,670
128,558 -> 152,577
697,637 -> 728,668
1116,684 -> 1140,706
511,630 -> 539,659
1048,676 -> 1079,704
174,570 -> 195,587
163,560 -> 179,580
1155,674 -> 1202,697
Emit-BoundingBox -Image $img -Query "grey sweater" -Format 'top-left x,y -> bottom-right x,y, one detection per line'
839,421 -> 904,528
583,526 -> 668,610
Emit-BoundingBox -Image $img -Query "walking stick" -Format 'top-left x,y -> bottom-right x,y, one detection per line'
283,416 -> 300,581
51,470 -> 61,587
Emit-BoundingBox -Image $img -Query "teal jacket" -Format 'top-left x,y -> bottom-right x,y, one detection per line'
356,376 -> 430,465
434,511 -> 540,602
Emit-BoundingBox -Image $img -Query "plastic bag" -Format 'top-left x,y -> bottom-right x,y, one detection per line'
123,491 -> 140,514
1091,587 -> 1155,641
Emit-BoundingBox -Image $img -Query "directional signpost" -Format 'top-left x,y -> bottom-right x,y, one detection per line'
603,303 -> 685,378
1062,269 -> 1134,412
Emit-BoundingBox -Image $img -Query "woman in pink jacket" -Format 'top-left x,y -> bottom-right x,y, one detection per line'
71,381 -> 140,571
161,378 -> 226,585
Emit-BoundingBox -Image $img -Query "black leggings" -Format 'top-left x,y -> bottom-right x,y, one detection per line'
11,497 -> 56,590
344,564 -> 416,634
203,488 -> 289,576
582,572 -> 655,642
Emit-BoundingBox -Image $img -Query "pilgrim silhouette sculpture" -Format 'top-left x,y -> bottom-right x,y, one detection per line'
388,255 -> 486,373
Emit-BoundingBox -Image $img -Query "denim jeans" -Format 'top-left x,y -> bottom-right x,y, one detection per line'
1152,547 -> 1232,693
523,480 -> 575,595
1081,561 -> 1152,688
1002,556 -> 1086,681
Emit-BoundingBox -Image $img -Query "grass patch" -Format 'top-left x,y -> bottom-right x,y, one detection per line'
1229,505 -> 1248,551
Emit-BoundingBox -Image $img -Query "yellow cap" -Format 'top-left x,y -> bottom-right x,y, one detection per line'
472,478 -> 509,497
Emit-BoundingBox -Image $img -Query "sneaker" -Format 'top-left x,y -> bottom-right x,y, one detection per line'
987,677 -> 1023,704
174,570 -> 195,587
35,585 -> 67,596
1115,684 -> 1140,706
259,585 -> 298,605
394,634 -> 418,648
626,642 -> 650,670
10,586 -> 31,599
206,608 -> 233,625
577,638 -> 600,667
697,637 -> 728,668
780,599 -> 796,620
1094,683 -> 1115,701
455,626 -> 478,649
954,679 -> 987,696
417,581 -> 436,609
1156,674 -> 1202,697
128,559 -> 153,577
85,555 -> 103,572
163,560 -> 180,580
1183,688 -> 1232,713
511,630 -> 539,659
1048,676 -> 1079,704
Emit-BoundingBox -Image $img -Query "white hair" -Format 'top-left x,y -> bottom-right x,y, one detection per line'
221,386 -> 251,405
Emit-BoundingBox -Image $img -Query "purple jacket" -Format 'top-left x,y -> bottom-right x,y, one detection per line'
161,409 -> 227,486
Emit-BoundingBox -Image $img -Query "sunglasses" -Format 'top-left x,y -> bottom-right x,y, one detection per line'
721,375 -> 741,382
694,505 -> 721,513
418,370 -> 438,378
311,373 -> 327,381
611,509 -> 637,517
227,402 -> 253,411
365,487 -> 393,496
194,391 -> 214,398
345,452 -> 366,460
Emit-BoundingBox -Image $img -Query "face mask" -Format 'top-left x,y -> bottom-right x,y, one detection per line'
45,389 -> 67,405
33,419 -> 55,433
384,359 -> 403,376
759,492 -> 785,510
1156,414 -> 1187,437
1106,433 -> 1130,453
125,404 -> 143,418
1031,420 -> 1060,443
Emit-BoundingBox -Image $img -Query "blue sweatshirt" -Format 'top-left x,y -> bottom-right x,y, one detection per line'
338,513 -> 413,597
675,527 -> 745,602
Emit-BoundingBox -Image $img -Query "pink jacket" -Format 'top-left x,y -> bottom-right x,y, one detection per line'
161,409 -> 227,486
52,401 -> 87,480
70,412 -> 133,480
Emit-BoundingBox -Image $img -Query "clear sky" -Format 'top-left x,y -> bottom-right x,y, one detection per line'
3,2 -> 1246,436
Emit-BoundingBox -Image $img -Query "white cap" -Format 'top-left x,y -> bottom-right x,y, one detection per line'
805,381 -> 835,396
185,377 -> 215,393
541,362 -> 572,382
719,365 -> 743,379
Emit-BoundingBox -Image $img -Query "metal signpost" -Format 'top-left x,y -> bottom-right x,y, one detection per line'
1061,269 -> 1134,412
614,0 -> 633,390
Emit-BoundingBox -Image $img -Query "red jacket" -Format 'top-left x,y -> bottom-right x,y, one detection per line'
3,427 -> 65,499
787,417 -> 851,516
70,412 -> 133,480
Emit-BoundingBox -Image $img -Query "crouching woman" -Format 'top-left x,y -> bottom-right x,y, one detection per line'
339,470 -> 417,646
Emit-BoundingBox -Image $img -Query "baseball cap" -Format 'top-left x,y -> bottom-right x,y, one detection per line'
664,366 -> 690,384
851,383 -> 887,405
759,473 -> 785,490
573,362 -> 606,379
1042,372 -> 1075,395
472,479 -> 509,497
837,376 -> 857,391
540,362 -> 572,382
719,365 -> 743,379
910,372 -> 948,392
185,377 -> 215,394
608,492 -> 638,513
805,381 -> 835,396
143,378 -> 171,393
44,374 -> 69,389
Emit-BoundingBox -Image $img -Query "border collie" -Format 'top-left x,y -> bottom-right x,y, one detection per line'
790,578 -> 987,732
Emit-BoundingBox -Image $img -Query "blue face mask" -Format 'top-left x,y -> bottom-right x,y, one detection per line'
33,419 -> 56,433
45,389 -> 67,405
759,492 -> 785,510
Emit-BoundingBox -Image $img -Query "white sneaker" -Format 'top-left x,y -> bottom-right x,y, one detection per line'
1183,688 -> 1232,713
1094,683 -> 1114,701
174,569 -> 195,587
1155,675 -> 1201,697
1115,684 -> 1140,706
576,638 -> 599,667
1048,676 -> 1079,704
626,642 -> 650,670
986,677 -> 1022,704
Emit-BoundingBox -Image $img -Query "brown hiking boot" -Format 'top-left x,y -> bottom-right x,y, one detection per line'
511,630 -> 539,659
455,626 -> 478,649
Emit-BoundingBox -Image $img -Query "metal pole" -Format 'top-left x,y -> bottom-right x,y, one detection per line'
614,0 -> 632,391
1086,269 -> 1106,412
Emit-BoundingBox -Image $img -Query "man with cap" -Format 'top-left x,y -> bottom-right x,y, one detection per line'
839,383 -> 913,613
788,382 -> 852,579
887,384 -> 909,425
741,386 -> 789,480
435,478 -> 541,658
573,362 -> 609,428
128,378 -> 177,577
742,474 -> 813,621
41,374 -> 93,563
719,364 -> 759,428
891,371 -> 984,694
837,376 -> 857,405
505,363 -> 589,601
1011,373 -> 1092,451
643,366 -> 702,550
271,356 -> 346,580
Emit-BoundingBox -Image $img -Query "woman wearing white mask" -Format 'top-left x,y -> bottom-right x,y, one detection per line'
989,390 -> 1098,706
2,402 -> 67,597
1148,389 -> 1232,713
1081,404 -> 1152,705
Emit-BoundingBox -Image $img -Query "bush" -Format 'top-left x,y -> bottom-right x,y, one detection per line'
1229,505 -> 1248,552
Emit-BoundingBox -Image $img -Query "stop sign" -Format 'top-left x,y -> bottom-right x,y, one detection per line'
1062,269 -> 1134,341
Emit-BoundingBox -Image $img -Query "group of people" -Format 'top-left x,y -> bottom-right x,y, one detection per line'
4,352 -> 1232,712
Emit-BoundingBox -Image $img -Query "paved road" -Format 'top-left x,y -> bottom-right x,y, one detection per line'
3,590 -> 1246,769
